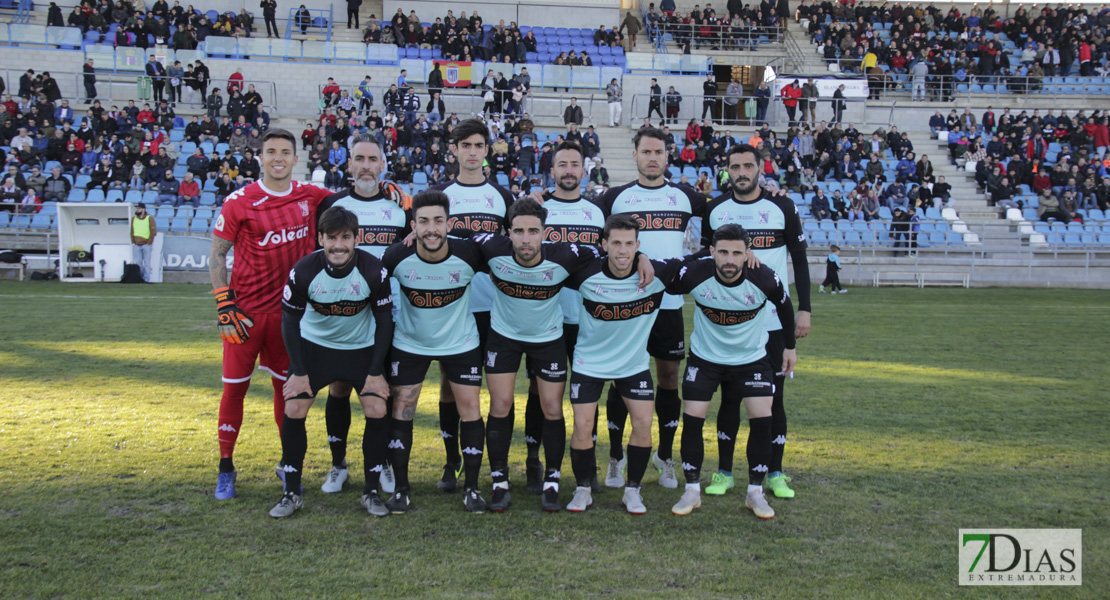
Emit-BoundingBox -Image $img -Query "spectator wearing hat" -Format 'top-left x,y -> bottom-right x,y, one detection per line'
130,202 -> 157,282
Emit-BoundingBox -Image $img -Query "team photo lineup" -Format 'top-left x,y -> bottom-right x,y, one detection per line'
208,118 -> 813,519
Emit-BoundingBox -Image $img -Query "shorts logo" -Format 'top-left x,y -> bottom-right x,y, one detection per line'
449,271 -> 461,284
677,341 -> 684,349
639,381 -> 648,389
758,210 -> 770,224
471,367 -> 479,374
299,200 -> 310,217
570,383 -> 580,399
486,351 -> 498,367
753,372 -> 761,381
391,361 -> 399,377
685,366 -> 699,382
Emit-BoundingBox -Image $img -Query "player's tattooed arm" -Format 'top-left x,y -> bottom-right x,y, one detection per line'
209,236 -> 234,289
390,384 -> 421,420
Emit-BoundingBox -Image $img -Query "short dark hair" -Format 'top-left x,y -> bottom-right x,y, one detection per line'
506,197 -> 547,228
552,141 -> 584,161
603,214 -> 640,240
632,127 -> 668,150
726,143 -> 760,165
261,128 -> 297,153
318,206 -> 359,237
711,223 -> 750,247
412,190 -> 450,217
451,118 -> 489,146
349,133 -> 383,155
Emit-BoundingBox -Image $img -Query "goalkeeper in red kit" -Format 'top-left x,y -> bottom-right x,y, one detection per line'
209,129 -> 332,500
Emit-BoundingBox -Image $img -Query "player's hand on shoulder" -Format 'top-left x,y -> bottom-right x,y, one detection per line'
528,189 -> 547,205
746,252 -> 763,270
636,253 -> 655,289
401,230 -> 417,247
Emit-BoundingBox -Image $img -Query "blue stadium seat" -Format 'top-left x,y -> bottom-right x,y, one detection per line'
85,189 -> 106,203
125,190 -> 143,204
67,188 -> 85,202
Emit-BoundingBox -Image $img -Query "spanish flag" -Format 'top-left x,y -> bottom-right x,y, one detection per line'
436,61 -> 472,88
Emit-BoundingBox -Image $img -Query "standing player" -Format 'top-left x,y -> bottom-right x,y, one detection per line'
700,144 -> 812,499
563,215 -> 687,514
668,224 -> 797,519
598,128 -> 707,491
380,191 -> 489,513
429,119 -> 514,493
472,198 -> 604,512
209,129 -> 332,500
313,134 -> 412,495
271,206 -> 395,518
531,141 -> 609,492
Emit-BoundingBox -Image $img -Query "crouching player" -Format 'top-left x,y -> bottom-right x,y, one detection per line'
668,224 -> 797,519
270,206 -> 395,518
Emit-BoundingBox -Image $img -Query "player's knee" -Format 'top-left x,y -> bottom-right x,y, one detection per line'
358,396 -> 387,419
746,397 -> 773,419
488,395 -> 513,418
329,381 -> 353,397
284,399 -> 312,419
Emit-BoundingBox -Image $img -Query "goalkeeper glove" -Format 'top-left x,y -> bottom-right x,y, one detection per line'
213,286 -> 254,344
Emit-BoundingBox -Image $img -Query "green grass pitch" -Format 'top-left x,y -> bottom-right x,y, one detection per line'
0,282 -> 1106,598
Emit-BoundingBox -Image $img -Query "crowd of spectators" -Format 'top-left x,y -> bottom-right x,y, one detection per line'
60,0 -> 258,50
799,1 -> 1110,97
644,0 -> 788,52
925,106 -> 1110,221
1,64 -> 275,211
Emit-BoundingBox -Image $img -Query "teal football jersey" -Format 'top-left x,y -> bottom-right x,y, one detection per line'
317,190 -> 411,259
566,256 -> 686,379
667,258 -> 795,366
281,249 -> 393,350
599,180 -> 707,310
475,233 -> 599,343
381,239 -> 487,356
702,190 -> 807,332
541,195 -> 608,325
432,179 -> 514,313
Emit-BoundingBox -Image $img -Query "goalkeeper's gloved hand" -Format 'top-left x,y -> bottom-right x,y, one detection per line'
213,286 -> 254,344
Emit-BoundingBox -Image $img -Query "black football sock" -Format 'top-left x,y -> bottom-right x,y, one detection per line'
439,400 -> 461,465
570,446 -> 596,488
460,418 -> 485,490
485,414 -> 513,487
542,418 -> 566,486
279,415 -> 307,494
655,387 -> 681,461
325,393 -> 351,467
625,444 -> 651,488
680,413 -> 705,485
606,384 -> 628,460
219,457 -> 235,473
362,416 -> 388,494
524,388 -> 543,460
716,397 -> 742,474
747,416 -> 773,486
769,374 -> 787,473
388,418 -> 414,491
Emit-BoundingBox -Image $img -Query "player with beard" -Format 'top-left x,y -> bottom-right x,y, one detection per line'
429,119 -> 514,494
597,128 -> 707,492
210,129 -> 332,500
270,206 -> 394,518
699,144 -> 811,500
667,224 -> 797,519
380,191 -> 490,513
312,134 -> 412,496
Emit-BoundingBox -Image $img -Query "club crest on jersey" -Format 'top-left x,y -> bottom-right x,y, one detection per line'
381,208 -> 392,220
299,200 -> 309,217
758,211 -> 770,224
448,271 -> 461,284
349,281 -> 363,296
744,292 -> 756,305
666,193 -> 677,206
542,269 -> 554,282
583,208 -> 593,220
405,269 -> 419,281
484,194 -> 495,209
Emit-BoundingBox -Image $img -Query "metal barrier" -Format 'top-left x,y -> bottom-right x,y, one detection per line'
650,21 -> 784,52
0,23 -> 83,48
623,53 -> 711,74
626,93 -> 896,130
0,65 -> 278,114
284,6 -> 332,41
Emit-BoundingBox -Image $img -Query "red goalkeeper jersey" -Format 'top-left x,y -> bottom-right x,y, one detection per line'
212,180 -> 330,315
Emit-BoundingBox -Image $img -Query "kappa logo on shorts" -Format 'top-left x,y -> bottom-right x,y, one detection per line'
685,366 -> 699,382
391,361 -> 400,377
486,351 -> 498,367
570,383 -> 580,399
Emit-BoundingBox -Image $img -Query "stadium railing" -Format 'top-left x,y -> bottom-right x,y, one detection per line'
649,22 -> 785,51
625,93 -> 896,130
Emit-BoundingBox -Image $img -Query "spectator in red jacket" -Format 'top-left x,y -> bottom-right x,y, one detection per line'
685,119 -> 701,144
1026,132 -> 1046,161
321,77 -> 341,106
226,69 -> 244,95
780,79 -> 802,128
1089,117 -> 1109,161
176,172 -> 200,207
136,104 -> 155,124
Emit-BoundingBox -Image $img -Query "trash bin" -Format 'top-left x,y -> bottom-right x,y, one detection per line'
137,75 -> 152,100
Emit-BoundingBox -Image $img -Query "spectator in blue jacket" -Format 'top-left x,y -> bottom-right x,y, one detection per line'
328,140 -> 347,169
896,152 -> 918,183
